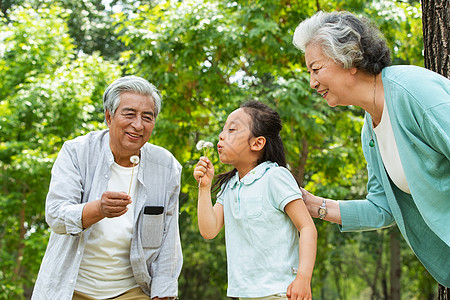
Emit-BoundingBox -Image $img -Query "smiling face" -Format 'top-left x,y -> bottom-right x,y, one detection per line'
305,42 -> 357,107
217,108 -> 257,170
106,92 -> 155,166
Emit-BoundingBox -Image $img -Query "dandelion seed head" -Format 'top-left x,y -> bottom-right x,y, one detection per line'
130,155 -> 140,164
203,142 -> 214,148
196,140 -> 205,151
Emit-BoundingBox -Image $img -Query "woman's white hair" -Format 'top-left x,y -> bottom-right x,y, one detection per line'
293,11 -> 390,74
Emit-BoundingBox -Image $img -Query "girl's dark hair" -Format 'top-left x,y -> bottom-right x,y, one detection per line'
212,100 -> 286,193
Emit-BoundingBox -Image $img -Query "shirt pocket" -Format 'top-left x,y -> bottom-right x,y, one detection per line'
244,196 -> 263,219
141,208 -> 164,249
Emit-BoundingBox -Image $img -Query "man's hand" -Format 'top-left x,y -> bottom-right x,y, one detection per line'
99,191 -> 132,218
82,191 -> 131,228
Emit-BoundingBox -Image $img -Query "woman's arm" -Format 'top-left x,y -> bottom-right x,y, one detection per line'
301,175 -> 395,232
301,188 -> 342,224
194,157 -> 224,239
285,199 -> 317,300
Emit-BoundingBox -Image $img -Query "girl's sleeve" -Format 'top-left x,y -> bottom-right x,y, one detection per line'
268,167 -> 303,211
216,184 -> 226,205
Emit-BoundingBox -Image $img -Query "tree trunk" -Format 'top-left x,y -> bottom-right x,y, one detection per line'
439,287 -> 450,300
422,0 -> 450,78
389,230 -> 401,300
422,0 -> 449,298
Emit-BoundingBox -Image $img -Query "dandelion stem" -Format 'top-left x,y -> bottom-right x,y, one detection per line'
128,156 -> 139,196
128,163 -> 136,195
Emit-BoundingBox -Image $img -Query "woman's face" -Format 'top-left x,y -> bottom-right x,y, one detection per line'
305,43 -> 356,107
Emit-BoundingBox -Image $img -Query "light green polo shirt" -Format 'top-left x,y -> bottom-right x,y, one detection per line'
339,65 -> 450,286
216,161 -> 303,298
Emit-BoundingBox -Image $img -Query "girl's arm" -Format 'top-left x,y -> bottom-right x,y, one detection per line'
285,199 -> 317,300
194,157 -> 224,239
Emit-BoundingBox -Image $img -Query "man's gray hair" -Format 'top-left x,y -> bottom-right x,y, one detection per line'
103,76 -> 162,117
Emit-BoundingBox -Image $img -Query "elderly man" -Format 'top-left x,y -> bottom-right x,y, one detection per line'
32,76 -> 182,300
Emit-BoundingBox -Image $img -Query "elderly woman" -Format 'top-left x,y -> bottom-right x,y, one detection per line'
292,11 -> 449,287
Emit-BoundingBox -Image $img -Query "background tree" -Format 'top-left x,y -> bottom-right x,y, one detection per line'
422,0 -> 449,298
422,0 -> 449,77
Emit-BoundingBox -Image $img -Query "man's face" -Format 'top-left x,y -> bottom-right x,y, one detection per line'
105,92 -> 155,166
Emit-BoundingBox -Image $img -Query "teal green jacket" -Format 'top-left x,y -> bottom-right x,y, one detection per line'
339,65 -> 450,287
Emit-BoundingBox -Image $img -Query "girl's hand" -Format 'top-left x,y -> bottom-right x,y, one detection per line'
193,156 -> 215,188
286,275 -> 312,300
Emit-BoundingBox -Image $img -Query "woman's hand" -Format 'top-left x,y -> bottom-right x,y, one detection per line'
300,187 -> 342,224
193,156 -> 215,188
300,187 -> 321,218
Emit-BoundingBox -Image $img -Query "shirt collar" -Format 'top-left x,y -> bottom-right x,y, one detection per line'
229,161 -> 277,189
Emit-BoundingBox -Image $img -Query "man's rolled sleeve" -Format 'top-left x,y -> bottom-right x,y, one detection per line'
151,276 -> 179,298
45,143 -> 85,235
63,203 -> 85,235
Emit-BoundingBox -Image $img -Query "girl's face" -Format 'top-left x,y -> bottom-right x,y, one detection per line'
217,108 -> 255,167
305,43 -> 356,107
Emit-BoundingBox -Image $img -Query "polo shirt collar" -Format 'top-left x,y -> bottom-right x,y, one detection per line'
229,161 -> 276,189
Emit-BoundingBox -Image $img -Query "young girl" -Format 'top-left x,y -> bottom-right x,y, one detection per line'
193,101 -> 317,300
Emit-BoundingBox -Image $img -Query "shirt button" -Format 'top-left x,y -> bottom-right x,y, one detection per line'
77,251 -> 81,255
104,174 -> 108,179
70,280 -> 74,284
